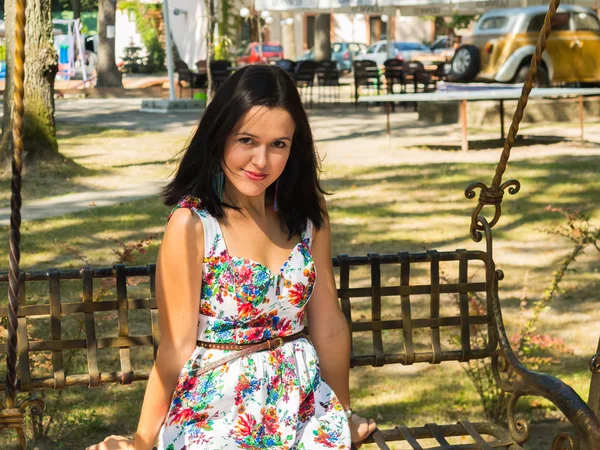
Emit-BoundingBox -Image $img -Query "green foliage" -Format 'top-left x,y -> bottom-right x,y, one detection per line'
448,14 -> 477,30
52,11 -> 98,35
431,14 -> 478,39
214,0 -> 235,61
54,0 -> 99,12
119,1 -> 165,73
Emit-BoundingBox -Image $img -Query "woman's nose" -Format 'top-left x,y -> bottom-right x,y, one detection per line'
252,146 -> 268,169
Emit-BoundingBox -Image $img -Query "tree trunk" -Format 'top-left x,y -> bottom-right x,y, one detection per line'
72,0 -> 82,20
314,14 -> 331,61
2,0 -> 16,152
96,0 -> 123,87
206,0 -> 215,102
2,0 -> 59,167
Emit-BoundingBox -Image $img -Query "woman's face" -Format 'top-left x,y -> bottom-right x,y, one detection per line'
222,106 -> 295,200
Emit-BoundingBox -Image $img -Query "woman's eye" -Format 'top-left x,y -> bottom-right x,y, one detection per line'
239,137 -> 253,145
273,141 -> 287,149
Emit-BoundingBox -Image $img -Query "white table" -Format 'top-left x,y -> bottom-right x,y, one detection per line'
360,88 -> 600,151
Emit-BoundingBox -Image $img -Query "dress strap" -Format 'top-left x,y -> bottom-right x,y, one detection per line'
166,195 -> 224,258
302,219 -> 315,249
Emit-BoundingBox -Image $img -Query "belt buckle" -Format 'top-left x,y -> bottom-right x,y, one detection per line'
270,337 -> 284,349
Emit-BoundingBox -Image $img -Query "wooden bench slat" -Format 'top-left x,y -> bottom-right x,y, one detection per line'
351,348 -> 491,366
428,250 -> 443,364
350,315 -> 490,333
116,265 -> 133,385
426,422 -> 452,448
459,421 -> 494,449
457,250 -> 472,362
338,255 -> 355,367
0,298 -> 157,318
399,252 -> 415,365
396,425 -> 424,449
331,250 -> 488,267
0,370 -> 153,391
49,269 -> 65,390
82,267 -> 100,387
149,264 -> 160,360
337,282 -> 487,299
0,336 -> 156,354
368,253 -> 385,367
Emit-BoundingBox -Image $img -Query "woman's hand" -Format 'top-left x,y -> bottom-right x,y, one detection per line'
85,435 -> 134,450
349,414 -> 377,449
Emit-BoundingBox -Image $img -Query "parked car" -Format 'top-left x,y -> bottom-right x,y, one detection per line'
298,42 -> 368,73
236,42 -> 284,66
354,40 -> 432,67
450,5 -> 600,86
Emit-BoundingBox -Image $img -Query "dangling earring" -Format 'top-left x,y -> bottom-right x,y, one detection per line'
273,179 -> 279,212
212,171 -> 224,201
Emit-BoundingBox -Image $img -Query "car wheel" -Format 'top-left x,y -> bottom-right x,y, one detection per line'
449,45 -> 480,82
512,63 -> 550,87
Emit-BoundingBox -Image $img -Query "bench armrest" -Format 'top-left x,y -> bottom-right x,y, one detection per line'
483,217 -> 600,449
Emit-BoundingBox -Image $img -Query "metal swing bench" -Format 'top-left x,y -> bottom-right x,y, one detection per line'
1,0 -> 600,448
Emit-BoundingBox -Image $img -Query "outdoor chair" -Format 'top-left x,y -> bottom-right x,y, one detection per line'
352,60 -> 381,107
293,60 -> 318,108
403,60 -> 436,93
383,58 -> 405,94
210,60 -> 233,92
315,60 -> 341,104
383,59 -> 406,112
174,59 -> 205,99
275,59 -> 296,79
432,61 -> 448,83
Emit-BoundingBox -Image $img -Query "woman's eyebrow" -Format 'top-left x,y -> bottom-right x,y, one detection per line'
236,131 -> 292,141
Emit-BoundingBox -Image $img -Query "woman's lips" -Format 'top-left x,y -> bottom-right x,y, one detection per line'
244,170 -> 268,181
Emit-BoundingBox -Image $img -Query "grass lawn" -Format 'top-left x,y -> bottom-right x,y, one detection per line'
0,120 -> 598,449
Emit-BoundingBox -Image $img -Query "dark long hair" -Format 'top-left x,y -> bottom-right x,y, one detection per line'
162,65 -> 327,238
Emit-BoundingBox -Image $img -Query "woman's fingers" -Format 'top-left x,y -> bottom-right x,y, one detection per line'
367,418 -> 377,434
350,414 -> 377,447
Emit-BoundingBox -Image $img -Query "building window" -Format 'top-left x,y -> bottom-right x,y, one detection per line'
368,16 -> 387,43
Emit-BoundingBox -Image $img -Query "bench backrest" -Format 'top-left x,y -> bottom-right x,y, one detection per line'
0,249 -> 497,392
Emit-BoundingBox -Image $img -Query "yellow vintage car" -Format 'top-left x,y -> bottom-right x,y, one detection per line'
450,5 -> 600,86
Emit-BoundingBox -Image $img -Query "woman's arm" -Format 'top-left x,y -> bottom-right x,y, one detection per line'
306,213 -> 351,410
133,209 -> 205,449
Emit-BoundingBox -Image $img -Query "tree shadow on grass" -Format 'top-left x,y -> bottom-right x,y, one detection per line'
0,151 -> 105,209
323,153 -> 600,252
415,135 -> 572,152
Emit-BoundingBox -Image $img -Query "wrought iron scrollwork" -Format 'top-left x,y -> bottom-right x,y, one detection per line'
552,433 -> 578,450
20,396 -> 45,417
465,180 -> 520,242
506,394 -> 530,444
590,353 -> 600,375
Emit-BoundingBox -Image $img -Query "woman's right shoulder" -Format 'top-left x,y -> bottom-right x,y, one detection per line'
163,204 -> 205,258
166,194 -> 206,222
166,208 -> 203,232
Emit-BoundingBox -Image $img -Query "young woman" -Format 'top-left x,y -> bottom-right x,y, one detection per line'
88,65 -> 376,450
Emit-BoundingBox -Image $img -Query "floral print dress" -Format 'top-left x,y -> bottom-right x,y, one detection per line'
156,195 -> 351,450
